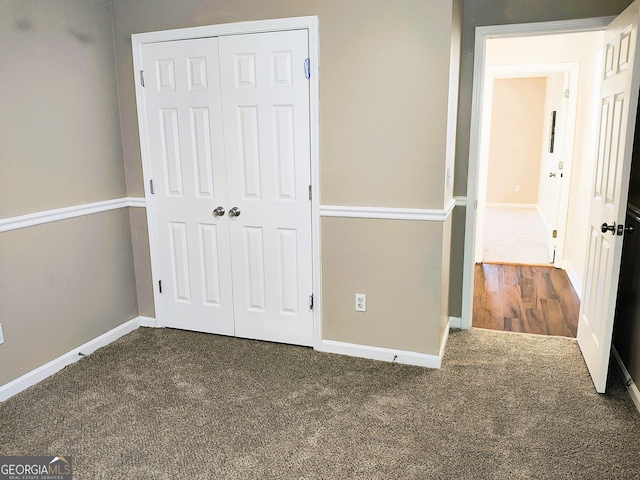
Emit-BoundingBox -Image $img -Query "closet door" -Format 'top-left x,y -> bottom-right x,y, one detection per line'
142,38 -> 235,335
219,30 -> 314,346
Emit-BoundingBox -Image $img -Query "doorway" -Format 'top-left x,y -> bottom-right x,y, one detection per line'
476,65 -> 579,268
462,22 -> 609,335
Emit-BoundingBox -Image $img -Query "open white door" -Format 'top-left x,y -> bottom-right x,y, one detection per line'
542,73 -> 568,265
577,0 -> 640,393
537,69 -> 578,268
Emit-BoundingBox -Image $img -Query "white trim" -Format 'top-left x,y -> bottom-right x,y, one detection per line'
127,197 -> 147,208
320,340 -> 444,369
0,317 -> 142,403
0,197 -> 146,233
307,19 -> 322,352
485,203 -> 538,209
132,17 -> 321,340
612,346 -> 640,414
320,198 -> 456,222
319,319 -> 451,369
132,16 -> 320,44
563,259 -> 582,301
461,17 -> 613,331
138,316 -> 157,328
455,196 -> 467,208
449,316 -> 463,329
478,17 -> 615,38
537,204 -> 552,236
439,319 -> 451,360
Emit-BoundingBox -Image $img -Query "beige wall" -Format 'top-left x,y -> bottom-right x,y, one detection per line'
486,78 -> 546,204
0,1 -> 138,385
128,208 -> 154,318
5,0 -> 640,387
113,0 -> 462,353
0,211 -> 138,386
112,0 -> 455,210
448,206 -> 466,316
0,0 -> 127,217
322,218 -> 444,354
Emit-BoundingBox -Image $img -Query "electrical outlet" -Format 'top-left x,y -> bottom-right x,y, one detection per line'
355,294 -> 366,312
0,323 -> 4,345
515,185 -> 520,192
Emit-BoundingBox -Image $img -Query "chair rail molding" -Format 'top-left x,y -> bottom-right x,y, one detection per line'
320,197 -> 465,222
0,197 -> 147,233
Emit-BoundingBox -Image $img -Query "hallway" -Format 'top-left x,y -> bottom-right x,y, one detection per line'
482,207 -> 550,265
473,263 -> 580,337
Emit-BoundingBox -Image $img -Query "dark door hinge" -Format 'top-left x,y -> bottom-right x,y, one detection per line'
309,294 -> 314,310
150,179 -> 154,194
309,184 -> 312,201
140,70 -> 145,87
159,280 -> 162,293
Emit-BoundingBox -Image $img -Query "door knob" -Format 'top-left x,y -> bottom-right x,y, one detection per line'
601,222 -> 616,234
228,207 -> 241,217
212,206 -> 225,217
549,172 -> 556,177
625,224 -> 635,234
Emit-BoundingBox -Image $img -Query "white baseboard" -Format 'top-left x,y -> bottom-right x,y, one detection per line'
450,316 -> 472,330
485,203 -> 538,209
611,346 -> 640,414
319,320 -> 450,369
449,316 -> 463,329
563,260 -> 582,301
536,205 -> 552,235
139,316 -> 157,328
0,317 -> 142,402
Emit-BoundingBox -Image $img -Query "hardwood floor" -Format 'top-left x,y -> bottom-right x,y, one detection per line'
473,263 -> 580,338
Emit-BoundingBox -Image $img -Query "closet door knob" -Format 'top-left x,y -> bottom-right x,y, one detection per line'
212,206 -> 225,217
228,207 -> 241,217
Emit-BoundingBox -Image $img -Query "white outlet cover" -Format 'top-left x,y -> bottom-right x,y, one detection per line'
355,294 -> 366,312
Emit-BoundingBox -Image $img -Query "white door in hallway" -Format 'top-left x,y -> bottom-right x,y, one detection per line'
577,0 -> 640,393
141,31 -> 313,346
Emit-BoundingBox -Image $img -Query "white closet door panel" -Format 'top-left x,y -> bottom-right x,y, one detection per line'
143,38 -> 234,336
219,30 -> 313,346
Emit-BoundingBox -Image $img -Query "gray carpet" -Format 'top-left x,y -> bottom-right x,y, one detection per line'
1,327 -> 640,479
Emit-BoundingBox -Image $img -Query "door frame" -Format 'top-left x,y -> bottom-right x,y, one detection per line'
474,62 -> 580,267
461,17 -> 614,329
132,16 -> 322,349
